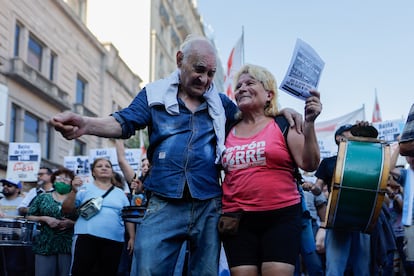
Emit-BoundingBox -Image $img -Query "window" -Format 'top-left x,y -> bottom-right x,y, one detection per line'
14,24 -> 21,57
78,0 -> 87,22
76,76 -> 86,104
24,112 -> 39,142
9,104 -> 17,142
45,124 -> 52,159
74,140 -> 86,156
27,35 -> 43,71
49,52 -> 56,81
112,100 -> 122,113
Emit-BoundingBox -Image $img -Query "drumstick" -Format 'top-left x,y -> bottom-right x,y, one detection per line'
130,172 -> 138,195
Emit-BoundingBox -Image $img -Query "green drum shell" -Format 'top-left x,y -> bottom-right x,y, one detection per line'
326,139 -> 389,233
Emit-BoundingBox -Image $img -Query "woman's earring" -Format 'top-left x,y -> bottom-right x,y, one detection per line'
264,100 -> 270,109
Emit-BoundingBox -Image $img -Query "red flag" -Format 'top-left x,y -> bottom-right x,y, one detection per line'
224,34 -> 244,101
372,92 -> 382,122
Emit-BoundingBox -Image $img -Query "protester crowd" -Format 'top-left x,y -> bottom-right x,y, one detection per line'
0,34 -> 413,276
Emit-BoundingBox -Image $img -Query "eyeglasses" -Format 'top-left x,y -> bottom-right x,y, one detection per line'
55,176 -> 72,182
2,183 -> 17,188
37,172 -> 48,176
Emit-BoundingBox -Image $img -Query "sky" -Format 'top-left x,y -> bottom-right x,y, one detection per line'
196,0 -> 413,123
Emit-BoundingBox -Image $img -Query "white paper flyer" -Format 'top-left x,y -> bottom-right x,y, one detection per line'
280,39 -> 325,100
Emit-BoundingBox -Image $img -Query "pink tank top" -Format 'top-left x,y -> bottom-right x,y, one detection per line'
222,120 -> 300,212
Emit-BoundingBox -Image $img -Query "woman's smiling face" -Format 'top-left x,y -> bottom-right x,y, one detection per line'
234,73 -> 270,111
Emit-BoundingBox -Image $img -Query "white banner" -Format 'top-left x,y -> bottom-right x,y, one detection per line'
64,155 -> 92,184
89,148 -> 119,172
7,142 -> 41,181
64,147 -> 143,184
124,148 -> 142,176
373,119 -> 405,142
315,106 -> 365,159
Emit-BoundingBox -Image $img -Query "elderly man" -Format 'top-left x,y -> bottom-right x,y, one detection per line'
50,35 -> 302,275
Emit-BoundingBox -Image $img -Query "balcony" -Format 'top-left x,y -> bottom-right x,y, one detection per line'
159,3 -> 170,26
171,29 -> 180,47
5,57 -> 71,111
175,15 -> 189,39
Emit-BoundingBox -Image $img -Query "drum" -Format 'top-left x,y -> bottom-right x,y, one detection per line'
0,218 -> 39,246
121,206 -> 146,224
325,138 -> 390,233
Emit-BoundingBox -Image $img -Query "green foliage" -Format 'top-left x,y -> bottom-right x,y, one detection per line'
125,128 -> 149,150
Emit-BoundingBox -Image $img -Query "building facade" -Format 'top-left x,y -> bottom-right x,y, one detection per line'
0,0 -> 224,178
83,0 -> 224,87
0,0 -> 141,178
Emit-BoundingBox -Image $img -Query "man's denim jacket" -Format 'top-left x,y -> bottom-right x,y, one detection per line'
112,89 -> 238,200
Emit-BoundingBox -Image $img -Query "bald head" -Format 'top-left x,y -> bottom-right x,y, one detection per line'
178,35 -> 216,65
176,35 -> 217,98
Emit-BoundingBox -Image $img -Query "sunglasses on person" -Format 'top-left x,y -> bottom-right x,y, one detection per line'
2,183 -> 17,188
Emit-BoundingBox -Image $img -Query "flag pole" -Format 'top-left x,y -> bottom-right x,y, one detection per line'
241,26 -> 245,65
362,104 -> 366,121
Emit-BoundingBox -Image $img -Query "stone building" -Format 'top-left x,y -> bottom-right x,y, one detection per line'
0,0 -> 224,178
81,0 -> 224,87
0,0 -> 141,178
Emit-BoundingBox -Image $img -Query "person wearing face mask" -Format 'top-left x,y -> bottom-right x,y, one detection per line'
26,167 -> 79,276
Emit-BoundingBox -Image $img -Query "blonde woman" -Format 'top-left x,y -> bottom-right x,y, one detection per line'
221,64 -> 321,276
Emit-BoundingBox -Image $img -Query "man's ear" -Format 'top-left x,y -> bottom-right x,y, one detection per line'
176,51 -> 183,67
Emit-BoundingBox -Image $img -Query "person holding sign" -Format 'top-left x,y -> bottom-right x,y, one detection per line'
220,64 -> 322,276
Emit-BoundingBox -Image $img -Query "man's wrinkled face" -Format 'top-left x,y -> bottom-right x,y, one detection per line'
178,41 -> 216,98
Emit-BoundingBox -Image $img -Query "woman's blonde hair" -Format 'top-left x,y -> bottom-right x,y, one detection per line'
233,64 -> 279,116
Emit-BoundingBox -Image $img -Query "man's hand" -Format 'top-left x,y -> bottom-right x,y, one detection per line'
130,178 -> 144,194
50,111 -> 86,140
315,227 -> 326,253
279,108 -> 303,134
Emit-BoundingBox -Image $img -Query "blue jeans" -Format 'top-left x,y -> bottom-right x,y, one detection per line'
295,218 -> 324,276
325,229 -> 370,276
130,195 -> 222,276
